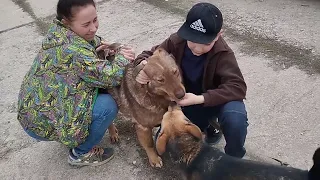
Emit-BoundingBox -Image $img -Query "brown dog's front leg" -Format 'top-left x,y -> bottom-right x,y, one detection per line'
135,124 -> 163,168
108,123 -> 119,143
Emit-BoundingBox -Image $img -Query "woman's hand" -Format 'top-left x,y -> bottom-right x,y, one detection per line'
96,41 -> 135,62
120,46 -> 135,62
176,93 -> 204,106
96,41 -> 110,52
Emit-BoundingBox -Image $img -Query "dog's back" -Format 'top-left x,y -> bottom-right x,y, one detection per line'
309,147 -> 320,180
189,143 -> 309,180
158,105 -> 318,180
169,134 -> 313,180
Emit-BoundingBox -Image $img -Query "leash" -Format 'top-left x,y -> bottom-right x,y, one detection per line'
269,157 -> 290,167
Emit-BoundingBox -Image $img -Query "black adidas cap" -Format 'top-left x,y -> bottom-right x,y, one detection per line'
177,3 -> 223,44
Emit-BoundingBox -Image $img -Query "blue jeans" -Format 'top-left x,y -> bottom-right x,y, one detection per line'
25,93 -> 118,155
182,101 -> 249,158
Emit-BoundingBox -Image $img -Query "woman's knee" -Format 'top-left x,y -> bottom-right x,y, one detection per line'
92,93 -> 118,122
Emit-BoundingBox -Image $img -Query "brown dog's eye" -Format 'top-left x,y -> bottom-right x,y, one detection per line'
157,77 -> 165,83
173,69 -> 179,76
169,54 -> 176,60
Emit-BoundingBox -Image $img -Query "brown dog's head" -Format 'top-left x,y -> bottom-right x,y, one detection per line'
155,103 -> 203,156
136,48 -> 186,101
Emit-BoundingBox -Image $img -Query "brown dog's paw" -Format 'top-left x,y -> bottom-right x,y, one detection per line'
109,131 -> 119,143
149,155 -> 163,168
108,124 -> 119,143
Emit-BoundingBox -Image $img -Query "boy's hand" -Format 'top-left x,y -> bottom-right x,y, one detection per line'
176,93 -> 204,106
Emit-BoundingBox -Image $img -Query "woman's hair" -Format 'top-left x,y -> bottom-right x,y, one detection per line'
56,0 -> 96,21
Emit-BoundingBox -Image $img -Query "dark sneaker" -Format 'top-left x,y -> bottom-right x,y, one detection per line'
68,147 -> 114,166
205,124 -> 222,145
154,126 -> 161,140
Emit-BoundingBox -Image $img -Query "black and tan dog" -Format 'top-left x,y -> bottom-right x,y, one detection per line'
156,104 -> 320,180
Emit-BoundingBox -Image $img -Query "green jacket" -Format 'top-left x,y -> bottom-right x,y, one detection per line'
17,20 -> 129,148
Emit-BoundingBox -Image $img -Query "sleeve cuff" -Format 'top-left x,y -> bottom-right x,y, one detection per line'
202,92 -> 211,107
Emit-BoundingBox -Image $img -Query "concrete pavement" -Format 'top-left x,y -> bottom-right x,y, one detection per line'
0,0 -> 319,179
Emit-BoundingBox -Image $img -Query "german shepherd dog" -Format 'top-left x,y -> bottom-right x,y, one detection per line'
156,104 -> 320,180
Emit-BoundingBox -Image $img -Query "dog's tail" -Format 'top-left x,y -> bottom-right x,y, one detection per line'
309,147 -> 320,180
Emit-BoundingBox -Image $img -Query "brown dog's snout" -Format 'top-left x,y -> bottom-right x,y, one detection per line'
175,89 -> 185,99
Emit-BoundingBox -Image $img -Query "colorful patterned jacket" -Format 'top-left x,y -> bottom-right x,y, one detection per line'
17,20 -> 129,148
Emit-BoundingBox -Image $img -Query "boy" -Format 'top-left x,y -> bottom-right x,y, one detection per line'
135,3 -> 248,158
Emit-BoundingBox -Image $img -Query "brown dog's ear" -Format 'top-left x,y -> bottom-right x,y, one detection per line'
154,48 -> 164,55
185,123 -> 203,140
134,60 -> 150,84
156,132 -> 169,155
154,48 -> 169,56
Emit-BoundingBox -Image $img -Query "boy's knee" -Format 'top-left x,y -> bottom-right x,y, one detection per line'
219,102 -> 248,131
221,101 -> 247,116
221,110 -> 247,123
220,104 -> 248,158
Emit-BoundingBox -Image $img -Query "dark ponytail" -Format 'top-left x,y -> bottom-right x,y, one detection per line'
56,0 -> 96,21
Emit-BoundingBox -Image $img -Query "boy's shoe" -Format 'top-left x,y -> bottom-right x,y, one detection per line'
205,124 -> 222,145
68,147 -> 114,166
153,126 -> 161,140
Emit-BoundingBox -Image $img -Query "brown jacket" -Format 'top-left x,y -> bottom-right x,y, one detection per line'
135,33 -> 246,107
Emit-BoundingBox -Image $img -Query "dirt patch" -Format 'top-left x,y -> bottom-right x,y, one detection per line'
113,115 -> 181,179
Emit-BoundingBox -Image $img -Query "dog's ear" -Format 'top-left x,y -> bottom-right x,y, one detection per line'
134,61 -> 150,84
154,48 -> 168,56
185,123 -> 203,140
156,132 -> 169,155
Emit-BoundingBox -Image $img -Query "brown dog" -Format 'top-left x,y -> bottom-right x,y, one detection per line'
108,47 -> 186,167
156,104 -> 319,180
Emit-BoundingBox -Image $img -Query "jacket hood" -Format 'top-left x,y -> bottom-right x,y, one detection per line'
42,19 -> 101,50
42,20 -> 73,50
